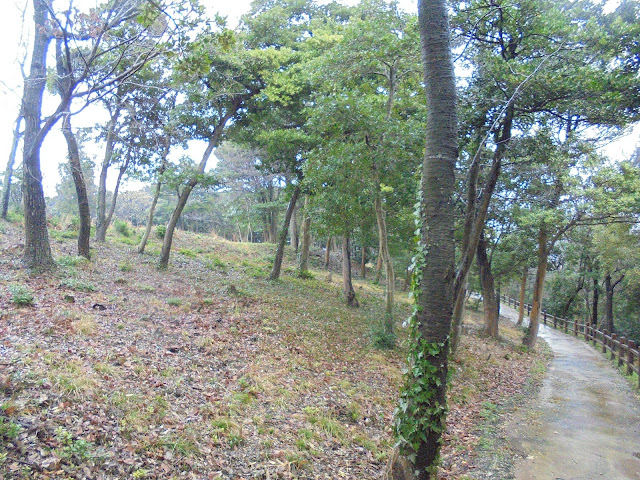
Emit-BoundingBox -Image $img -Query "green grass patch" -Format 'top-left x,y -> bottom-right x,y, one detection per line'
8,284 -> 35,306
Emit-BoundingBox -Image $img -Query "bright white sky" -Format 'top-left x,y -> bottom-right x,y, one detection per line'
0,0 -> 637,198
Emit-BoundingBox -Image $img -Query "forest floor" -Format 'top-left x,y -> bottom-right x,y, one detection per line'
499,304 -> 640,480
2,218 -> 548,479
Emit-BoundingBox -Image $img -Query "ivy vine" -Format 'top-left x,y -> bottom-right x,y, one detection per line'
392,191 -> 449,474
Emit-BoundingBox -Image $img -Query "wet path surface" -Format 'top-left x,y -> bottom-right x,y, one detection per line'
501,304 -> 640,480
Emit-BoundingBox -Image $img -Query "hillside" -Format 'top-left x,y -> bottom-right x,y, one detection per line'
0,219 -> 548,479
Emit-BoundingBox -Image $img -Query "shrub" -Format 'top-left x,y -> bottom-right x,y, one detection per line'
9,285 -> 35,306
155,225 -> 167,239
60,279 -> 96,292
114,220 -> 132,237
371,314 -> 396,350
166,298 -> 182,307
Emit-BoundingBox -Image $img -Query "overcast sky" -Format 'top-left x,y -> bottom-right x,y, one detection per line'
0,0 -> 637,198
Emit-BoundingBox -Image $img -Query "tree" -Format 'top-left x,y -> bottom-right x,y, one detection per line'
387,0 -> 457,477
2,116 -> 24,220
307,0 -> 423,319
157,18 -> 283,268
2,1 -> 29,221
21,0 -> 56,268
449,0 -> 640,351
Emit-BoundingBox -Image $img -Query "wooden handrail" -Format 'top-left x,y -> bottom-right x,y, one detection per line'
500,294 -> 640,388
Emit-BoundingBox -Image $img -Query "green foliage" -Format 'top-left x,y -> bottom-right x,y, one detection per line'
166,298 -> 182,307
55,426 -> 94,461
57,256 -> 88,268
392,199 -> 448,474
114,220 -> 132,237
155,224 -> 167,239
119,262 -> 133,272
60,279 -> 97,292
0,417 -> 22,440
9,285 -> 35,306
371,313 -> 396,350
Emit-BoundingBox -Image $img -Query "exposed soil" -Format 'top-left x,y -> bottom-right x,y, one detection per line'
501,304 -> 640,480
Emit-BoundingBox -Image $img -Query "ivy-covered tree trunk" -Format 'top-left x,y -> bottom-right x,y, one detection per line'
341,234 -> 358,307
21,0 -> 55,269
523,228 -> 549,348
61,114 -> 92,260
386,0 -> 457,476
477,235 -> 499,337
298,196 -> 312,273
517,267 -> 527,326
1,116 -> 22,220
269,185 -> 301,280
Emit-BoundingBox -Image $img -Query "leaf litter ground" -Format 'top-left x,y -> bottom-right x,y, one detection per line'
0,220 -> 548,479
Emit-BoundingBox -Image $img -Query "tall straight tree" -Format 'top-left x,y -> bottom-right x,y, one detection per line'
21,0 -> 55,268
387,0 -> 457,477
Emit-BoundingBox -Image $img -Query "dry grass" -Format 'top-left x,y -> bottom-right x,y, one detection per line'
0,218 -> 548,479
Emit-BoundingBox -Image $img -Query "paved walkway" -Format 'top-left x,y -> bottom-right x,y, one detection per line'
500,303 -> 640,480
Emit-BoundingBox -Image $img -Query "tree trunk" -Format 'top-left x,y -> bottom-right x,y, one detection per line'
560,276 -> 585,319
138,171 -> 166,254
291,202 -> 299,253
95,108 -> 121,242
160,107 -> 236,268
102,155 -> 129,236
375,252 -> 383,283
386,0 -> 457,475
269,185 -> 301,280
603,274 -> 623,333
477,235 -> 498,337
449,105 -> 515,353
298,196 -> 311,273
21,0 -> 55,269
138,141 -> 169,254
517,267 -> 527,326
324,237 -> 331,269
1,116 -> 23,220
449,282 -> 467,353
342,235 -> 358,307
61,114 -> 91,259
591,276 -> 599,327
375,196 -> 395,316
523,228 -> 549,348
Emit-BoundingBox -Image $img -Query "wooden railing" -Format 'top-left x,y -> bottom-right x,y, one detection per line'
501,294 -> 640,389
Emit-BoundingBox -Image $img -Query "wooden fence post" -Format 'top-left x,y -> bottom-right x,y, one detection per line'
619,338 -> 626,368
611,334 -> 617,361
628,340 -> 636,377
574,318 -> 578,337
543,311 -> 547,326
592,326 -> 598,347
